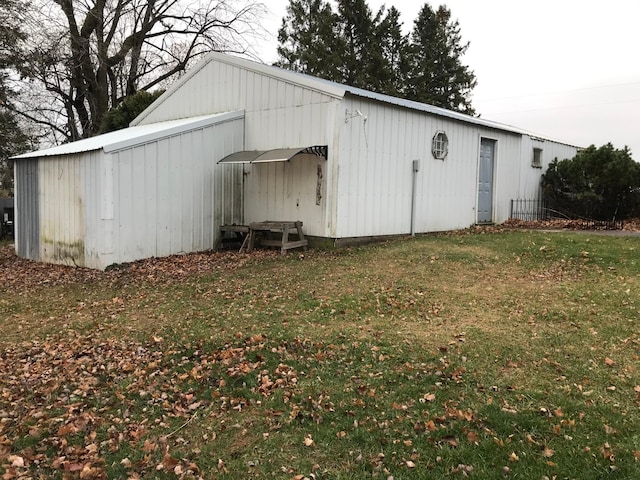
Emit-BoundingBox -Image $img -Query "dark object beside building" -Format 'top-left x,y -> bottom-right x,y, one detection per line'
0,198 -> 14,240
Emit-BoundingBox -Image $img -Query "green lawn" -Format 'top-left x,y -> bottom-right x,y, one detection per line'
1,230 -> 639,479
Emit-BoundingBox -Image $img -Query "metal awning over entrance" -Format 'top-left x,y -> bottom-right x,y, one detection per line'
218,145 -> 327,164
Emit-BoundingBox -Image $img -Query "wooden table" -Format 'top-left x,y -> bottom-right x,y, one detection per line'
215,224 -> 250,250
243,221 -> 308,254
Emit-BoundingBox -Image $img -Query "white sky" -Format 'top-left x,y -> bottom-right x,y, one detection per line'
256,0 -> 640,158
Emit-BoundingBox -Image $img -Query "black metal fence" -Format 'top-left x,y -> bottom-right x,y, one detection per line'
510,198 -> 548,221
510,197 -> 624,230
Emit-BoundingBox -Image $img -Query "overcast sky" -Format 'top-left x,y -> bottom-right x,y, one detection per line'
257,0 -> 640,159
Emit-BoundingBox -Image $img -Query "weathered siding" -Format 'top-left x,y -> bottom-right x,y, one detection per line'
37,155 -> 87,266
14,114 -> 245,270
243,154 -> 327,235
83,150 -> 112,268
107,116 -> 244,266
15,158 -> 40,260
334,96 -> 523,238
15,151 -> 105,268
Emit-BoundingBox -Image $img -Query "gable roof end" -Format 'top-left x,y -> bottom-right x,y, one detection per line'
131,52 -> 534,137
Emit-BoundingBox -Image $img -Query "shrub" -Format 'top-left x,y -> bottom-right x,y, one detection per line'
542,143 -> 640,220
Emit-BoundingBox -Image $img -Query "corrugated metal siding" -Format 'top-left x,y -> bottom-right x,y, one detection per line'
137,60 -> 337,128
16,151 -> 111,269
519,136 -> 578,200
335,97 -> 524,237
136,59 -> 337,237
489,133 -> 524,224
138,59 -> 338,150
108,117 -> 244,265
243,155 -> 326,235
15,158 -> 40,260
82,150 -> 109,268
38,155 -> 87,266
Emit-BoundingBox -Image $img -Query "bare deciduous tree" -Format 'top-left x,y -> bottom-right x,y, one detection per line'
9,0 -> 265,143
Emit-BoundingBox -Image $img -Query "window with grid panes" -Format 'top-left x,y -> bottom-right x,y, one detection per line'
432,131 -> 448,160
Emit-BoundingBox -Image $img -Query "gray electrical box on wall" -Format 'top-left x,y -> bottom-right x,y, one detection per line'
413,159 -> 420,172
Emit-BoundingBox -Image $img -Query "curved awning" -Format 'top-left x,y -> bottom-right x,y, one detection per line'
218,145 -> 327,164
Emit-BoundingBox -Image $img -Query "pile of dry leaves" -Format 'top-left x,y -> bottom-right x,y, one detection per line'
502,217 -> 640,232
0,245 -> 277,292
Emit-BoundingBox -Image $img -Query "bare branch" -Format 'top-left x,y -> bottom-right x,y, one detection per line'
10,0 -> 267,142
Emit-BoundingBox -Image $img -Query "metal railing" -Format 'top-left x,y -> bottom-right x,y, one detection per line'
510,198 -> 548,221
509,198 -> 624,230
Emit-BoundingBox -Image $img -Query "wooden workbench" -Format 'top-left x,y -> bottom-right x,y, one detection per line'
219,221 -> 308,254
244,221 -> 308,254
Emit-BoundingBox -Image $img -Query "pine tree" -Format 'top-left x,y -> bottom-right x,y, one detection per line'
408,4 -> 477,114
99,90 -> 164,134
275,1 -> 477,114
375,6 -> 411,97
276,0 -> 343,81
1,0 -> 31,194
335,0 -> 384,90
0,111 -> 30,195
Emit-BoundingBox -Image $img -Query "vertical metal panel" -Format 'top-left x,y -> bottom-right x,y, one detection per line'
36,154 -> 86,266
15,158 -> 40,260
108,116 -> 244,265
83,150 -> 111,268
334,96 -> 525,237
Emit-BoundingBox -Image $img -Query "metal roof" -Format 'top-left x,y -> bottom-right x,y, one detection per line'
13,111 -> 244,159
133,52 -> 533,138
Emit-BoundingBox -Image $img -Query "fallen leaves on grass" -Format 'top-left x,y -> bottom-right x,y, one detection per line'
0,244 -> 278,292
0,331 -> 314,478
502,218 -> 640,232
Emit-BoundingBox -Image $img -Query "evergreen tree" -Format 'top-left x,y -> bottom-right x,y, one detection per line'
99,90 -> 165,134
1,0 -> 31,194
1,0 -> 25,104
276,0 -> 344,81
335,0 -> 385,90
376,6 -> 411,97
276,1 -> 477,114
0,111 -> 30,195
542,144 -> 640,220
409,4 -> 477,114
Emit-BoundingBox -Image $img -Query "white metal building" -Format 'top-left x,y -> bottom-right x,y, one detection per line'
13,112 -> 244,269
13,52 -> 579,269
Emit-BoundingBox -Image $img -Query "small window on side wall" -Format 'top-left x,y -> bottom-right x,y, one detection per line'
532,148 -> 543,168
432,131 -> 448,160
